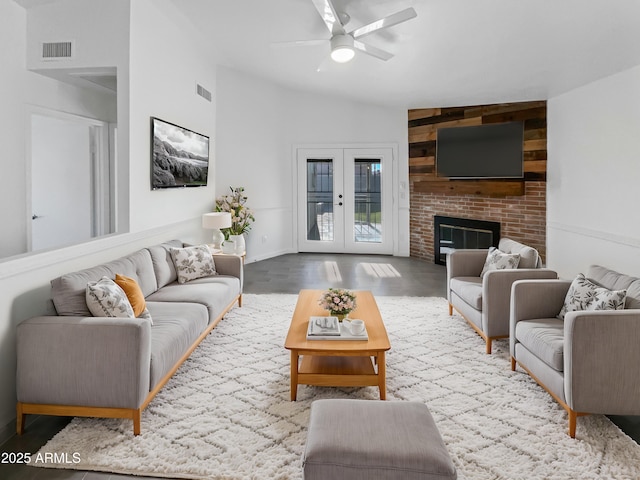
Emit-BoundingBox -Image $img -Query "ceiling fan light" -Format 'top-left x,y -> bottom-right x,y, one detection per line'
330,34 -> 355,63
331,46 -> 355,63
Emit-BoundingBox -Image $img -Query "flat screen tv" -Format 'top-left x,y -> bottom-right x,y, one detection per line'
151,117 -> 210,189
436,121 -> 524,179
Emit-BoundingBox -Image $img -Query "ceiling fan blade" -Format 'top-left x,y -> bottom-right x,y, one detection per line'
271,39 -> 328,48
310,0 -> 345,35
350,7 -> 417,39
353,40 -> 394,61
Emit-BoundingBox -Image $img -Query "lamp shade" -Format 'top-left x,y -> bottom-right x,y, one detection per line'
202,212 -> 231,229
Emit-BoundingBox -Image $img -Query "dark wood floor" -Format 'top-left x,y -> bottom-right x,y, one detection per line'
1,253 -> 638,479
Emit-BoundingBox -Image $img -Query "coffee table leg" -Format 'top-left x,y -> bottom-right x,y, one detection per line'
378,351 -> 386,400
290,350 -> 299,401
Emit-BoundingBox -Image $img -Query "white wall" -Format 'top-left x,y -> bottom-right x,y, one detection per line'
129,0 -> 217,230
215,66 -> 409,262
0,0 -> 218,435
0,1 -> 29,258
547,64 -> 640,278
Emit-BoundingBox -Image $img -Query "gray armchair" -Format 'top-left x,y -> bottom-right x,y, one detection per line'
447,238 -> 557,353
510,265 -> 640,437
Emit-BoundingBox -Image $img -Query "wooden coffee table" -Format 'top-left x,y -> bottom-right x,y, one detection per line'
284,289 -> 391,401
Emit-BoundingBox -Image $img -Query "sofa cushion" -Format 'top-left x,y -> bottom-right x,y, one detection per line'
86,277 -> 135,318
146,301 -> 209,390
498,238 -> 540,269
625,280 -> 640,309
449,277 -> 483,310
587,265 -> 640,309
480,247 -> 520,277
515,318 -> 565,372
170,245 -> 217,284
52,248 -> 158,316
558,273 -> 626,320
147,240 -> 183,289
146,276 -> 240,323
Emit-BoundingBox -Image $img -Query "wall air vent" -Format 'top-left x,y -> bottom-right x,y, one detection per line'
196,83 -> 212,102
42,41 -> 74,60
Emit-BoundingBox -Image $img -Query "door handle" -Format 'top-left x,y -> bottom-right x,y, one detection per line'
32,214 -> 41,220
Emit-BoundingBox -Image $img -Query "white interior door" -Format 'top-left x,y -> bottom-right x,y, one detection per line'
29,111 -> 111,252
297,147 -> 393,254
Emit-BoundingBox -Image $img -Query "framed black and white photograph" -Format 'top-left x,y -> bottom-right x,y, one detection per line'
151,117 -> 210,189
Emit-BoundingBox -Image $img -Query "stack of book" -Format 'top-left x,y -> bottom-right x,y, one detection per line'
307,316 -> 340,337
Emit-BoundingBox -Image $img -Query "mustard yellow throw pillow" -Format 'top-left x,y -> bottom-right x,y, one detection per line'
115,274 -> 153,324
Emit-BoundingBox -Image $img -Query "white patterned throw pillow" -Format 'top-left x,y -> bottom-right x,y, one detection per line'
86,276 -> 135,318
480,247 -> 521,277
170,244 -> 217,284
557,273 -> 627,320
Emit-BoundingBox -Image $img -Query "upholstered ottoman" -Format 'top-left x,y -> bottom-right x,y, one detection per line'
303,399 -> 456,480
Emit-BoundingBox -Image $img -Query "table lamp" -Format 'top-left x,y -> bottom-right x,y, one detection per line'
202,212 -> 231,249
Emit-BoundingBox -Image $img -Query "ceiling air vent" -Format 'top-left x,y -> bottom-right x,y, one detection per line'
42,41 -> 74,60
196,83 -> 212,102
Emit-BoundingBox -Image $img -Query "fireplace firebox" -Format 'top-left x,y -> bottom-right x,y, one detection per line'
434,216 -> 500,265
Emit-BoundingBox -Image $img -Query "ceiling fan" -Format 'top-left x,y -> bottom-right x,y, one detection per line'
280,0 -> 417,64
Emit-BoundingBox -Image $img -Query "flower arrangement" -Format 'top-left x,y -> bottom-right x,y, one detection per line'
215,187 -> 255,237
319,288 -> 357,318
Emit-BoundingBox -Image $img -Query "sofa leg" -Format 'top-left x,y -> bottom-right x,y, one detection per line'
448,303 -> 453,316
133,409 -> 141,436
485,338 -> 492,354
16,403 -> 25,435
238,295 -> 243,308
568,410 -> 577,438
510,356 -> 516,371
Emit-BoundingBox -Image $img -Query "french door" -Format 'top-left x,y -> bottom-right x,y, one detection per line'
297,147 -> 393,254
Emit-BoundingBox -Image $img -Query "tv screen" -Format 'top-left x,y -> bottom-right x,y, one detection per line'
436,121 -> 524,179
151,117 -> 210,189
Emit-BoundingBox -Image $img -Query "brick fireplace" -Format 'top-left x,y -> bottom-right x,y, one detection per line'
410,182 -> 546,262
408,101 -> 547,263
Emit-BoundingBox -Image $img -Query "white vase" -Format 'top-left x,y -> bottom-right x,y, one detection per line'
229,234 -> 246,254
221,240 -> 236,254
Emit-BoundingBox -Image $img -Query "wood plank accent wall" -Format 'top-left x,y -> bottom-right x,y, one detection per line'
409,101 -> 547,262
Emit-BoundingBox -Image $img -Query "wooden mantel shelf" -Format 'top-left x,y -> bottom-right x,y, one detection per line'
413,179 -> 525,197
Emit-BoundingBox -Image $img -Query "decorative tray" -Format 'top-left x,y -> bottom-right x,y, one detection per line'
306,316 -> 368,341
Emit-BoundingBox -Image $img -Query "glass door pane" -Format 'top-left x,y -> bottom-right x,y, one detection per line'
306,159 -> 334,241
343,148 -> 393,254
353,159 -> 382,243
297,148 -> 344,253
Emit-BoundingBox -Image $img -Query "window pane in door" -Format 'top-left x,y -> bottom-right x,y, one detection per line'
306,159 -> 334,241
354,159 -> 381,243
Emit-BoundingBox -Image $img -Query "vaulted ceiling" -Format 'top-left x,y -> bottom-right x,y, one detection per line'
16,0 -> 640,108
177,0 -> 640,108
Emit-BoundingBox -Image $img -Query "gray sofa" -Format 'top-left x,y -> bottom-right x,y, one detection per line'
16,239 -> 243,435
510,265 -> 640,437
447,238 -> 557,353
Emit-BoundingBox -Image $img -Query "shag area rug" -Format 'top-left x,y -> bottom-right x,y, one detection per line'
33,294 -> 640,479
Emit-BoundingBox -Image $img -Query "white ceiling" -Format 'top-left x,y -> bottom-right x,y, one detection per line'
176,0 -> 640,108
